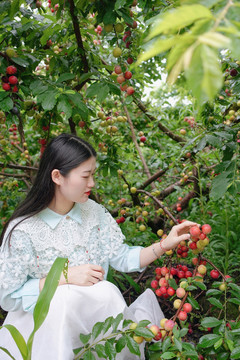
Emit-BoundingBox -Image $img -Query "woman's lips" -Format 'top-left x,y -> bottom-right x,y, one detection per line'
85,191 -> 91,195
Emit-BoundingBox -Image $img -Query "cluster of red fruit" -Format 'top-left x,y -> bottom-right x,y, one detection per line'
176,241 -> 189,258
38,138 -> 47,155
151,265 -> 193,298
116,216 -> 126,224
114,65 -> 135,96
184,116 -> 196,128
8,124 -> 19,145
47,0 -> 59,13
188,224 -> 211,253
2,66 -> 18,93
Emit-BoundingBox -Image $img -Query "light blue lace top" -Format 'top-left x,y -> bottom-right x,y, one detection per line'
0,200 -> 144,313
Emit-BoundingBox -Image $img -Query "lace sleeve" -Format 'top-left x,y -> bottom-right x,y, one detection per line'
0,226 -> 35,311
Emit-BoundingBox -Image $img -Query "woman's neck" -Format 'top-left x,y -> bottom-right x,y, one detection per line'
48,197 -> 75,215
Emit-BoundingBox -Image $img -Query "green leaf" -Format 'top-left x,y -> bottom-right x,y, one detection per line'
187,296 -> 200,310
179,328 -> 189,337
101,316 -> 113,335
1,324 -> 28,359
95,344 -> 106,357
83,349 -> 96,360
86,82 -> 103,98
134,327 -> 154,338
115,336 -> 126,353
92,322 -> 104,340
229,298 -> 240,305
121,273 -> 141,294
56,73 -> 75,83
161,352 -> 177,359
57,96 -> 72,119
231,346 -> 240,359
229,283 -> 240,293
126,335 -> 141,356
201,317 -> 223,328
198,334 -> 222,348
40,91 -> 57,111
214,337 -> 223,350
97,84 -> 109,102
0,97 -> 13,111
192,281 -> 207,290
137,320 -> 151,328
174,337 -> 182,352
162,336 -> 171,352
11,57 -> 29,68
210,172 -> 233,200
0,347 -> 16,360
80,333 -> 91,345
112,313 -> 123,332
137,37 -> 177,64
206,289 -> 222,297
208,297 -> 223,309
105,340 -> 116,360
114,0 -> 127,10
10,0 -> 20,19
147,4 -> 213,40
168,278 -> 178,290
27,258 -> 68,356
30,80 -> 48,96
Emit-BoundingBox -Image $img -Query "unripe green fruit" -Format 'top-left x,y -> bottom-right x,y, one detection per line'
6,48 -> 17,58
104,24 -> 113,32
115,23 -> 124,33
112,47 -> 122,58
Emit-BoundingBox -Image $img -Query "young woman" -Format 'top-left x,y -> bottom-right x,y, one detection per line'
0,133 -> 197,359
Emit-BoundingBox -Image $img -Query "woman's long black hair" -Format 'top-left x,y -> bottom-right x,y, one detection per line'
0,133 -> 97,246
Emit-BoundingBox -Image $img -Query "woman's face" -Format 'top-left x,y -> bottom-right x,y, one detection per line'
57,156 -> 96,204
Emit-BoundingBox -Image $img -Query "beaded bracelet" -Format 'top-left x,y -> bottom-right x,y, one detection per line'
159,239 -> 168,253
152,244 -> 160,258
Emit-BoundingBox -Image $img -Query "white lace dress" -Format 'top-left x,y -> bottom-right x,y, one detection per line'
0,200 -> 164,360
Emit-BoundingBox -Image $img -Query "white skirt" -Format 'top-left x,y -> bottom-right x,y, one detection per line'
0,281 -> 164,360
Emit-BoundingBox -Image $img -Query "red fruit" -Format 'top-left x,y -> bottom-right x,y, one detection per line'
181,252 -> 188,258
181,265 -> 188,272
114,65 -> 122,74
161,267 -> 169,276
116,219 -> 121,224
177,270 -> 185,278
201,224 -> 212,234
78,121 -> 85,128
199,232 -> 206,240
189,242 -> 197,250
54,3 -> 59,9
181,247 -> 188,253
97,25 -> 102,32
117,75 -> 125,84
51,8 -> 54,12
140,136 -> 146,143
170,267 -> 177,276
182,303 -> 192,313
8,76 -> 18,85
178,310 -> 187,321
6,66 -> 17,75
230,68 -> 238,77
210,270 -> 219,279
155,288 -> 162,297
185,271 -> 192,278
122,34 -> 129,42
155,267 -> 162,275
119,216 -> 125,223
198,355 -> 204,360
192,257 -> 199,266
120,83 -> 128,91
12,85 -> 18,93
151,280 -> 158,289
154,331 -> 162,341
177,206 -> 182,212
159,286 -> 167,295
132,20 -> 137,29
124,71 -> 132,79
126,86 -> 134,95
125,41 -> 131,48
2,83 -> 11,91
190,225 -> 201,238
167,287 -> 175,296
177,248 -> 182,255
127,57 -> 133,64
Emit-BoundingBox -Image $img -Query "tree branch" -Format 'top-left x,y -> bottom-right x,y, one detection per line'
0,163 -> 38,171
133,96 -> 186,144
68,0 -> 89,76
140,168 -> 169,190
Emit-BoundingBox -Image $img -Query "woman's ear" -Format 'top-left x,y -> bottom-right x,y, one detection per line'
51,169 -> 62,185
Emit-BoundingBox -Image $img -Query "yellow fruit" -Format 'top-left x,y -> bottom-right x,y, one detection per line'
139,224 -> 146,231
157,229 -> 163,237
180,281 -> 188,289
173,299 -> 182,309
219,283 -> 227,291
6,48 -> 17,58
198,265 -> 207,275
129,322 -> 138,330
133,335 -> 144,344
112,47 -> 122,58
115,23 -> 124,33
130,187 -> 137,194
104,24 -> 113,32
165,250 -> 173,256
142,211 -> 148,217
160,318 -> 168,328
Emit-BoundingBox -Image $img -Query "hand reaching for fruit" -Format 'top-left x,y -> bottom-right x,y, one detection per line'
160,221 -> 199,251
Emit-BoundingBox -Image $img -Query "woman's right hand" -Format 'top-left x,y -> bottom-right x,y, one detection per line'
65,264 -> 105,286
39,264 -> 105,291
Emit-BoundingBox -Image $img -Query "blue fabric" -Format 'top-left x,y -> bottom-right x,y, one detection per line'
11,278 -> 40,313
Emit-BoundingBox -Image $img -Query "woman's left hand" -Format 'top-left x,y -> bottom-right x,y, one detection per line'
161,220 -> 199,251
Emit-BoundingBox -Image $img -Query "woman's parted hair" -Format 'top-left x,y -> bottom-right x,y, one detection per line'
0,133 -> 97,246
